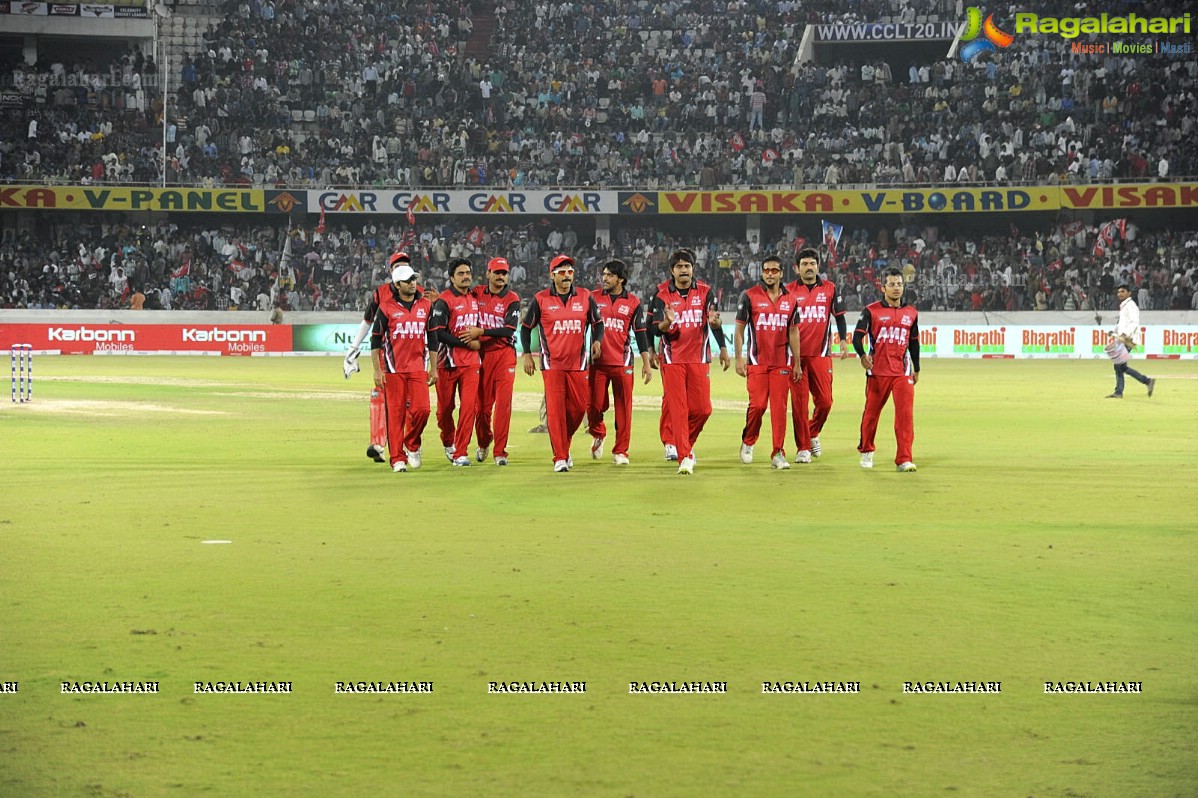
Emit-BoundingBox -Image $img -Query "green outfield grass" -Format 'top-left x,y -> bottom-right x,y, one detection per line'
1,356 -> 1195,797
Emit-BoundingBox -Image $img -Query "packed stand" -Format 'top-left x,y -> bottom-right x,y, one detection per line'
3,216 -> 1197,315
1,0 -> 1195,187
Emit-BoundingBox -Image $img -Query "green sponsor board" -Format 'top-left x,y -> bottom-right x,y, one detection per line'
1021,345 -> 1075,354
293,324 -> 363,353
953,345 -> 1004,354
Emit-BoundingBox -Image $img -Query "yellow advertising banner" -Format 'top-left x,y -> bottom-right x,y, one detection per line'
0,186 -> 267,213
653,187 -> 1061,214
1058,183 -> 1198,210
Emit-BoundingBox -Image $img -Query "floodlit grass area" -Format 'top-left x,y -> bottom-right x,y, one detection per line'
1,355 -> 1195,797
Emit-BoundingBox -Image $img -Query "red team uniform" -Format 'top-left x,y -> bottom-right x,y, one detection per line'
649,279 -> 722,463
429,286 -> 482,461
370,285 -> 434,467
786,277 -> 847,454
472,284 -> 521,461
521,286 -> 604,464
587,288 -> 649,459
362,281 -> 425,457
736,285 -> 798,457
854,300 -> 920,465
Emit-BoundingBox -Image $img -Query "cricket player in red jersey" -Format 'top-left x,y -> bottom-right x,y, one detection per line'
735,253 -> 799,470
520,254 -> 605,472
369,261 -> 437,472
853,267 -> 920,472
429,257 -> 483,467
343,251 -> 418,463
464,257 -> 520,466
786,247 -> 848,463
586,258 -> 652,465
648,248 -> 730,475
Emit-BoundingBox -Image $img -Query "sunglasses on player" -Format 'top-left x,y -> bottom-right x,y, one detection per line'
552,268 -> 575,276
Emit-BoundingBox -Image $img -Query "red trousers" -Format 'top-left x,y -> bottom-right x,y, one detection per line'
742,364 -> 792,456
858,374 -> 915,465
476,347 -> 516,458
790,355 -> 834,451
659,362 -> 711,460
587,363 -> 635,456
436,365 -> 480,459
381,371 -> 431,465
542,369 -> 588,462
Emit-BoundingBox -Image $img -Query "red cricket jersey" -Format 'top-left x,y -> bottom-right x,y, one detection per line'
429,287 -> 481,369
593,289 -> 647,367
471,285 -> 521,354
370,285 -> 432,373
786,278 -> 846,357
736,284 -> 796,368
523,286 -> 602,371
854,301 -> 920,376
650,280 -> 718,365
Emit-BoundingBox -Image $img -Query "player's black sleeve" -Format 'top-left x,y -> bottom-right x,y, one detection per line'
832,285 -> 848,342
852,307 -> 872,356
369,312 -> 386,350
362,293 -> 381,324
909,318 -> 921,372
587,296 -> 605,342
733,291 -> 752,325
519,297 -> 541,353
705,290 -> 727,348
631,300 -> 650,354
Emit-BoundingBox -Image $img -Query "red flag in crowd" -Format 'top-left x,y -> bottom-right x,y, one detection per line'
729,133 -> 745,152
316,207 -> 327,235
171,259 -> 190,279
406,201 -> 416,226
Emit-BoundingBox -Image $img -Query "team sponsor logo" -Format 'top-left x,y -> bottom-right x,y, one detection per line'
603,317 -> 627,332
1062,185 -> 1198,209
794,305 -> 828,323
551,320 -> 583,334
876,326 -> 909,346
266,190 -> 304,214
390,321 -> 426,338
617,305 -> 631,316
754,312 -> 789,330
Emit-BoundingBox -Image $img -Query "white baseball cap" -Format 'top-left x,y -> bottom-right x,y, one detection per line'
392,263 -> 417,283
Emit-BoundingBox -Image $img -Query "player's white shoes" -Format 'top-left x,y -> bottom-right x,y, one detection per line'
444,446 -> 454,462
770,452 -> 791,470
566,456 -> 574,469
342,350 -> 361,379
392,461 -> 407,473
367,444 -> 385,463
405,449 -> 422,469
476,445 -> 489,463
897,461 -> 918,472
495,456 -> 508,466
810,437 -> 822,457
664,444 -> 679,462
553,459 -> 570,472
677,456 -> 695,475
451,456 -> 471,467
612,453 -> 629,465
794,450 -> 812,464
860,452 -> 874,469
591,436 -> 605,459
739,443 -> 753,464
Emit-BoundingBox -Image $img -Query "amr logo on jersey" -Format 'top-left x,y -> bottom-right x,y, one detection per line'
754,313 -> 790,330
552,319 -> 583,334
960,7 -> 1013,62
876,326 -> 910,345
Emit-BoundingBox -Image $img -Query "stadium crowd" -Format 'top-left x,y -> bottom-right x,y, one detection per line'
3,218 -> 1197,315
1,0 -> 1195,188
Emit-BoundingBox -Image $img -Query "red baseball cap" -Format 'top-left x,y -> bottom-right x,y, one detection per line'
549,254 -> 575,272
388,251 -> 410,267
487,257 -> 510,273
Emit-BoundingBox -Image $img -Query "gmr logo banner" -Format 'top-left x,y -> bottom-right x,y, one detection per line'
960,7 -> 1013,62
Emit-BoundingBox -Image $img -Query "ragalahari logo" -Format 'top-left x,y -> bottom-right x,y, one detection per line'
960,7 -> 1014,62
